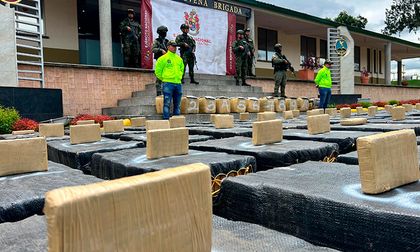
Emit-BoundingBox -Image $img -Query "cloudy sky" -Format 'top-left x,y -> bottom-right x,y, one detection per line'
260,0 -> 420,78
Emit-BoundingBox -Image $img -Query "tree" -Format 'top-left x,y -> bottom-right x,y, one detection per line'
383,0 -> 420,35
327,11 -> 368,29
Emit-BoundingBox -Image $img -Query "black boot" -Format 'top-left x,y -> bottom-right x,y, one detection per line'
190,79 -> 199,85
235,79 -> 240,86
242,81 -> 250,86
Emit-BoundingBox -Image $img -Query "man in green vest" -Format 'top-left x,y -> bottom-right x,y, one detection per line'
315,59 -> 334,110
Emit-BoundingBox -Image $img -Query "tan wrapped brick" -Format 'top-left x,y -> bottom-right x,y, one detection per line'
274,98 -> 286,112
214,115 -> 234,129
340,118 -> 367,126
198,96 -> 216,114
356,107 -> 365,115
70,124 -> 101,145
77,120 -> 95,125
210,114 -> 216,123
416,103 -> 420,110
181,96 -> 199,114
216,97 -> 231,114
252,119 -> 283,145
285,98 -> 297,111
325,108 -> 337,117
297,97 -> 310,112
246,98 -> 260,113
307,109 -> 323,116
340,107 -> 352,118
402,104 -> 413,112
230,97 -> 247,113
391,106 -> 406,121
357,129 -> 420,194
307,114 -> 330,135
155,96 -> 164,114
239,112 -> 250,121
259,97 -> 275,112
146,120 -> 170,131
0,137 -> 48,177
146,128 -> 189,159
39,123 -> 65,137
44,163 -> 211,252
169,116 -> 186,128
130,117 -> 146,127
368,106 -> 377,117
103,120 -> 124,133
257,112 -> 276,121
384,104 -> 394,113
12,130 -> 35,135
292,110 -> 300,118
283,110 -> 293,119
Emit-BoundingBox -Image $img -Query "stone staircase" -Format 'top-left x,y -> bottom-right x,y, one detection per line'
102,74 -> 270,120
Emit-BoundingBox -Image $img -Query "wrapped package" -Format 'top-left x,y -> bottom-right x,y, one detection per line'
252,119 -> 283,145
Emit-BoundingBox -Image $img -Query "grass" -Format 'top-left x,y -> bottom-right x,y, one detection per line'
391,80 -> 420,87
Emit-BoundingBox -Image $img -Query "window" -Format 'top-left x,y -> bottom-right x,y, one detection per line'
379,51 -> 382,74
320,39 -> 327,63
354,46 -> 360,71
367,48 -> 371,72
300,36 -> 316,64
257,27 -> 278,61
374,50 -> 377,73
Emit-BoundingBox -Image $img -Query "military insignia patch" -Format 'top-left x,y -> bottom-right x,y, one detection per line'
184,9 -> 200,36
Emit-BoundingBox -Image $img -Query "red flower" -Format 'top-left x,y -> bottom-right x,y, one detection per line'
12,118 -> 39,131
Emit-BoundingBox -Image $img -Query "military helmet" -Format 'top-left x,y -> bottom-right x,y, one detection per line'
127,8 -> 134,14
245,28 -> 251,32
274,43 -> 283,49
236,29 -> 244,35
157,26 -> 168,33
180,24 -> 189,30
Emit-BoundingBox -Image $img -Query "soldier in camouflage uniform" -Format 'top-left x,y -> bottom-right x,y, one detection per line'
152,26 -> 169,96
232,30 -> 250,86
245,28 -> 256,77
119,9 -> 141,68
175,24 -> 199,84
272,43 -> 294,97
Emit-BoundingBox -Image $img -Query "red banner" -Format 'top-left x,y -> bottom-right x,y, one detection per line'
226,13 -> 236,76
140,0 -> 153,69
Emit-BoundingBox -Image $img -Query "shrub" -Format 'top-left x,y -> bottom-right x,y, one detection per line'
327,103 -> 336,108
95,115 -> 113,127
336,104 -> 351,109
12,118 -> 39,131
70,114 -> 113,127
388,100 -> 400,106
400,99 -> 420,105
0,106 -> 20,134
350,103 -> 362,109
359,101 -> 373,108
373,101 -> 388,107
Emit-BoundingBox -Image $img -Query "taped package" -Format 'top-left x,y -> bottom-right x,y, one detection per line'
169,116 -> 186,128
130,117 -> 146,127
155,96 -> 163,114
274,97 -> 286,112
181,96 -> 199,114
325,108 -> 337,117
285,98 -> 297,111
257,112 -> 276,121
246,97 -> 260,113
198,96 -> 216,114
357,129 -> 420,194
216,97 -> 231,114
416,103 -> 420,110
297,97 -> 309,112
77,120 -> 95,125
146,128 -> 189,159
292,110 -> 300,118
252,119 -> 283,145
259,97 -> 275,112
210,114 -> 216,123
103,120 -> 124,133
307,109 -> 323,116
340,118 -> 367,126
283,111 -> 293,119
214,115 -> 234,129
146,120 -> 170,131
39,123 -> 65,137
70,124 -> 101,144
402,104 -> 413,112
307,114 -> 330,135
0,137 -> 48,177
44,163 -> 212,252
239,112 -> 250,121
12,130 -> 35,135
384,105 -> 393,113
230,97 -> 247,113
356,107 -> 364,115
340,108 -> 351,118
391,106 -> 406,121
368,106 -> 377,117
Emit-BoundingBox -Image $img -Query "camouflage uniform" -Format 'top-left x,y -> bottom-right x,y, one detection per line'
175,26 -> 198,84
272,44 -> 294,97
119,17 -> 141,68
245,30 -> 255,76
152,26 -> 169,96
232,30 -> 250,86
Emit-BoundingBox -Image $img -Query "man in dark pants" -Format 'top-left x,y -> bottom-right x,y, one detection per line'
315,59 -> 333,111
175,24 -> 199,84
272,43 -> 294,97
244,28 -> 255,77
152,26 -> 169,96
232,30 -> 250,86
119,9 -> 141,68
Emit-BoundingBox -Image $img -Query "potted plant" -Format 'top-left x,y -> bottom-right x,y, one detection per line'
401,80 -> 409,86
360,67 -> 369,84
298,57 -> 320,81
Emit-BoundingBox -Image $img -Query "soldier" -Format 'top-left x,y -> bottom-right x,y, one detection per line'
175,24 -> 199,84
119,9 -> 141,68
244,28 -> 255,77
152,26 -> 169,96
232,30 -> 250,86
272,43 -> 294,97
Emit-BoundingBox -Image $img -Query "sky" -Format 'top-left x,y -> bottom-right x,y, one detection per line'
260,0 -> 420,78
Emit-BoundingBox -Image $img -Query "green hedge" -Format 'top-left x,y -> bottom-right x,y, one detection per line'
0,106 -> 20,134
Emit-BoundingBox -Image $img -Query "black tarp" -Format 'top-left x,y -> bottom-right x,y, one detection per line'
0,161 -> 101,223
188,127 -> 252,138
189,137 -> 339,170
337,146 -> 420,165
325,123 -> 420,135
0,133 -> 70,142
215,161 -> 420,251
119,133 -> 214,143
101,131 -> 144,140
91,149 -> 257,179
47,139 -> 143,173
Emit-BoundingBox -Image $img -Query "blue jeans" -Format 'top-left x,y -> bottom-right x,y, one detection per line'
319,87 -> 331,109
163,83 -> 182,119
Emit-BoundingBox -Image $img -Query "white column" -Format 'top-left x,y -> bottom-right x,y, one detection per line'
338,26 -> 354,94
246,10 -> 256,75
99,0 -> 113,66
0,4 -> 18,87
384,42 -> 391,85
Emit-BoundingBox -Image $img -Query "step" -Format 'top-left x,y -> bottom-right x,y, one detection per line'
144,83 -> 264,93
